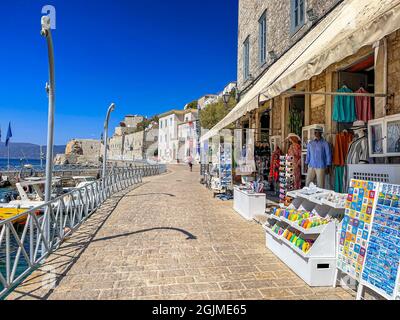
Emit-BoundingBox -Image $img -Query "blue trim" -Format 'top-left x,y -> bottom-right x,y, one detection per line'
290,0 -> 306,35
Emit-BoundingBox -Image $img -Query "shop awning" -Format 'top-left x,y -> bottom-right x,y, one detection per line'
201,0 -> 400,142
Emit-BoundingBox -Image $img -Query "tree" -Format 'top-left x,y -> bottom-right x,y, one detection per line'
186,100 -> 198,110
199,97 -> 236,130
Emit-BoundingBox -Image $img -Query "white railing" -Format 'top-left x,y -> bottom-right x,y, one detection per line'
0,164 -> 164,298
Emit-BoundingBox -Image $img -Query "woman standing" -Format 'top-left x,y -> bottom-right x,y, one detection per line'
286,133 -> 302,190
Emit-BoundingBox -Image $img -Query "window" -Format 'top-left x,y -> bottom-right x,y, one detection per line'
243,36 -> 250,80
259,11 -> 267,65
160,121 -> 163,129
291,0 -> 305,34
170,118 -> 173,125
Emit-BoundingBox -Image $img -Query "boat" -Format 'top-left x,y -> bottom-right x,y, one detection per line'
0,208 -> 30,224
0,177 -> 63,224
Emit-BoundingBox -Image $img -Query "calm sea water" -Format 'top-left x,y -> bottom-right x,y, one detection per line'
0,158 -> 43,171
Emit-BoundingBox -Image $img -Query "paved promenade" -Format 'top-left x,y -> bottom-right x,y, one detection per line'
8,165 -> 354,300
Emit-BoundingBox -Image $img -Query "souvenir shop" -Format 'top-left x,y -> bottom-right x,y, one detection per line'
200,1 -> 400,299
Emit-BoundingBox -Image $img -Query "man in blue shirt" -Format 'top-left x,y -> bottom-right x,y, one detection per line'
305,128 -> 332,188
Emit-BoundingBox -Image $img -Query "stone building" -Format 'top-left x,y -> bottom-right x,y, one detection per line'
201,0 -> 400,188
108,115 -> 158,161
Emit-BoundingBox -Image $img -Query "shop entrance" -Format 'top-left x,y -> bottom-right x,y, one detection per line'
336,54 -> 375,132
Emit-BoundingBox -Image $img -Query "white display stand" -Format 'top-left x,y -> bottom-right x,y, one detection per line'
264,192 -> 344,287
265,224 -> 337,287
233,187 -> 266,221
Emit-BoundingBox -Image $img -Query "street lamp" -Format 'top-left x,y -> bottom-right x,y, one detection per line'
102,103 -> 116,179
41,15 -> 56,203
222,92 -> 231,107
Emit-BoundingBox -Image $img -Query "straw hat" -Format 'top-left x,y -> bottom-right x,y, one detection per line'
285,133 -> 301,142
350,120 -> 367,130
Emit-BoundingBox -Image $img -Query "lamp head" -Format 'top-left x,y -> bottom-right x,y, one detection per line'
41,16 -> 51,36
222,93 -> 231,105
110,103 -> 116,112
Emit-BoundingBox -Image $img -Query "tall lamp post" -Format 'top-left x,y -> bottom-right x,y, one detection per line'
41,16 -> 56,203
102,103 -> 116,179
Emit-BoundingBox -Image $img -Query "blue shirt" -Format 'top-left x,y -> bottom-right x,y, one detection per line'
306,138 -> 332,169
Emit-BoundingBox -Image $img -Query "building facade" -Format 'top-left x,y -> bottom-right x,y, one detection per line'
201,0 -> 400,192
237,0 -> 340,94
108,115 -> 158,161
158,109 -> 199,163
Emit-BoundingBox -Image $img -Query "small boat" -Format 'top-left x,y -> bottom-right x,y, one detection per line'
0,177 -> 63,224
0,208 -> 29,224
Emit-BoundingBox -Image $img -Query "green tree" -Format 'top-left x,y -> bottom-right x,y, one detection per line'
199,97 -> 236,130
186,100 -> 198,110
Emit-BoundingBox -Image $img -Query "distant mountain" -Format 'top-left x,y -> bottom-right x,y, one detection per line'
0,142 -> 66,160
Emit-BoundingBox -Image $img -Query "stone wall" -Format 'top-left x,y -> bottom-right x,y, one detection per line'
388,30 -> 400,115
237,0 -> 341,92
310,72 -> 326,124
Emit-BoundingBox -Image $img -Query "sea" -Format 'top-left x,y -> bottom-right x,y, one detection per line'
0,158 -> 43,171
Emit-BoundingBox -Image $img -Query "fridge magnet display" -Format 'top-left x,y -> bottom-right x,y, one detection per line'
337,179 -> 379,281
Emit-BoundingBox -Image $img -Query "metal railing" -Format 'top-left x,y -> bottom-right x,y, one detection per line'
0,164 -> 165,298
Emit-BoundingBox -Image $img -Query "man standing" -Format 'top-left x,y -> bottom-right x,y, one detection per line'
305,128 -> 331,188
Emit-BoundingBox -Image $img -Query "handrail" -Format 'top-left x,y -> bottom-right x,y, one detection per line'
0,164 -> 164,298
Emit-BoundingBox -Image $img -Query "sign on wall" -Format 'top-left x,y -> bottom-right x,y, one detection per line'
337,179 -> 379,281
361,183 -> 400,299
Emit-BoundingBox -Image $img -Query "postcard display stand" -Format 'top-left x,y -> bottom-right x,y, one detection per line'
334,180 -> 400,300
264,188 -> 346,287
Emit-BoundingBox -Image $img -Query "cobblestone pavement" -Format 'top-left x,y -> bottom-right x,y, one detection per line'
7,165 -> 355,300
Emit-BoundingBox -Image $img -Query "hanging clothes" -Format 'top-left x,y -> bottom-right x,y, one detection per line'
355,87 -> 372,122
334,166 -> 345,193
333,131 -> 354,166
333,86 -> 357,123
269,147 -> 282,182
287,142 -> 302,190
333,131 -> 354,193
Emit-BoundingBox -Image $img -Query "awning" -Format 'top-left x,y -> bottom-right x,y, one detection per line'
201,0 -> 400,142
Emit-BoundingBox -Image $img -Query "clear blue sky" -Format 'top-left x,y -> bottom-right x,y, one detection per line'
0,0 -> 238,145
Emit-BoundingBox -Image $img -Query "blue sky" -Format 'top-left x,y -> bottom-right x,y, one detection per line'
0,0 -> 238,145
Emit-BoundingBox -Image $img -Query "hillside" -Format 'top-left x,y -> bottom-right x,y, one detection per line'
0,142 -> 66,160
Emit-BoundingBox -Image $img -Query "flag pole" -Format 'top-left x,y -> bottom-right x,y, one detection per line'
7,144 -> 10,171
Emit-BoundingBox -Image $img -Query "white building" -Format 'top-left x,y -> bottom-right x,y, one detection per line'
178,111 -> 200,163
158,109 -> 199,163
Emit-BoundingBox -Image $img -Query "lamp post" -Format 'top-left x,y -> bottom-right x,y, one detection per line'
102,103 -> 116,179
41,16 -> 55,203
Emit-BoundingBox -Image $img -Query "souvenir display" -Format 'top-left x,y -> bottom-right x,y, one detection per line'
219,143 -> 232,188
337,179 -> 379,281
361,183 -> 400,299
279,156 -> 286,202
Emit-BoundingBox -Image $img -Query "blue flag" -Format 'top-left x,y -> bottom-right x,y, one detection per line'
5,122 -> 12,147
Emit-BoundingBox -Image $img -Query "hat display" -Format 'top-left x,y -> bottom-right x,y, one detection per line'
350,120 -> 367,130
285,133 -> 301,142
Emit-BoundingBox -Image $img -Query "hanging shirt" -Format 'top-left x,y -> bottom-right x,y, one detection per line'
333,86 -> 357,123
333,132 -> 354,166
306,138 -> 332,169
355,87 -> 372,122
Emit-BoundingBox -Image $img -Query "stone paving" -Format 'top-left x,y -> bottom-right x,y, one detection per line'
7,165 -> 355,300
